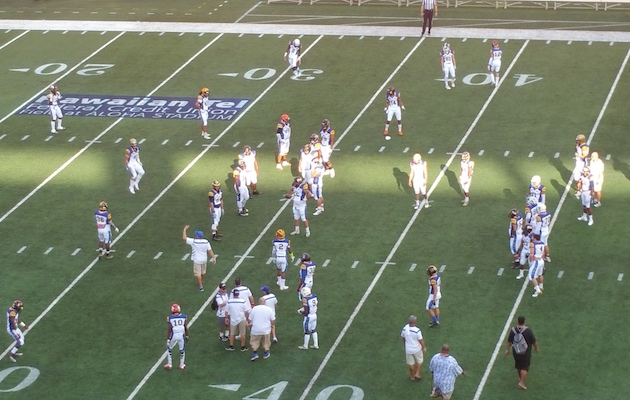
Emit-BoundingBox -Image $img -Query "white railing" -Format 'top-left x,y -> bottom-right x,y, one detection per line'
268,0 -> 630,9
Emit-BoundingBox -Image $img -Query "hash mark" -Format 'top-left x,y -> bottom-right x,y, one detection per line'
154,252 -> 163,260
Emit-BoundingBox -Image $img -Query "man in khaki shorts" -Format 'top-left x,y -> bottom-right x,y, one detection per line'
182,225 -> 216,292
248,298 -> 275,361
401,315 -> 427,380
225,289 -> 249,352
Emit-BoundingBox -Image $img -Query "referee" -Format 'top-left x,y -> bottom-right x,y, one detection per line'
421,0 -> 438,36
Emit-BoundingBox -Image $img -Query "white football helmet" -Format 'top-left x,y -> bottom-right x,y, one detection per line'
531,175 -> 541,187
443,43 -> 451,53
293,38 -> 301,47
301,287 -> 311,297
526,196 -> 538,207
537,203 -> 547,213
412,153 -> 421,163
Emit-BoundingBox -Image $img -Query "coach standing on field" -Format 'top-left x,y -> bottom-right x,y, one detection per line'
421,0 -> 438,36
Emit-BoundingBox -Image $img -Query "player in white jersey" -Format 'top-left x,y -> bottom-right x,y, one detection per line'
311,157 -> 326,215
95,201 -> 119,260
125,138 -> 145,195
284,38 -> 302,78
299,144 -> 314,184
285,176 -> 311,237
298,253 -> 316,300
529,234 -> 549,298
488,40 -> 502,87
409,153 -> 429,210
440,43 -> 457,90
516,224 -> 534,279
208,180 -> 224,241
384,86 -> 405,138
164,303 -> 188,370
577,166 -> 594,226
272,228 -> 294,290
528,175 -> 546,204
47,84 -> 65,133
508,209 -> 523,267
195,87 -> 211,139
298,287 -> 319,350
524,196 -> 539,226
276,114 -> 292,170
426,265 -> 441,327
238,145 -> 261,195
260,285 -> 279,342
459,152 -> 474,206
573,134 -> 590,197
589,152 -> 604,207
6,300 -> 28,363
319,119 -> 336,177
534,203 -> 552,252
233,159 -> 250,216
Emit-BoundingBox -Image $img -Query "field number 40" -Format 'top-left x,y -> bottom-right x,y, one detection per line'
212,381 -> 364,400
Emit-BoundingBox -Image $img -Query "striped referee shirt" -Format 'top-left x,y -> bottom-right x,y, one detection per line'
422,0 -> 436,10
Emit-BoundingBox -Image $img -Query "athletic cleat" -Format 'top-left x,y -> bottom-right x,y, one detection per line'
313,208 -> 323,216
280,286 -> 289,290
282,161 -> 291,167
276,164 -> 283,170
263,351 -> 270,359
516,273 -> 524,280
298,345 -> 308,350
212,235 -> 220,242
51,130 -> 58,134
58,126 -> 66,131
451,81 -> 456,88
309,345 -> 319,349
588,219 -> 594,226
179,364 -> 186,370
305,231 -> 310,238
532,291 -> 540,298
575,191 -> 581,199
290,230 -> 299,236
445,85 -> 451,90
577,215 -> 587,222
463,198 -> 469,206
239,210 -> 249,217
429,321 -> 440,328
199,286 -> 204,292
273,337 -> 278,343
425,202 -> 431,208
545,256 -> 551,263
129,187 -> 135,195
413,204 -> 420,210
240,346 -> 249,352
202,133 -> 211,139
105,254 -> 114,260
98,250 -> 104,260
398,130 -> 403,136
252,190 -> 261,195
164,364 -> 172,370
225,346 -> 235,351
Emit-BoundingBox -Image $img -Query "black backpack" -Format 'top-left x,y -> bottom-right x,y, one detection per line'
211,295 -> 219,311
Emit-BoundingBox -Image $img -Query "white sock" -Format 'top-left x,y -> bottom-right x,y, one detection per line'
180,350 -> 185,365
398,124 -> 402,132
539,283 -> 544,290
57,119 -> 63,128
51,121 -> 56,131
167,349 -> 173,365
305,227 -> 310,235
312,332 -> 319,347
294,227 -> 300,233
303,334 -> 310,347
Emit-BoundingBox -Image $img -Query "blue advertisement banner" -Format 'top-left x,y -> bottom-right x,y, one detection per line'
17,94 -> 252,121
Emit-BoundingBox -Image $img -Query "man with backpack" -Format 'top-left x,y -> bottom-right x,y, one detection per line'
505,316 -> 539,390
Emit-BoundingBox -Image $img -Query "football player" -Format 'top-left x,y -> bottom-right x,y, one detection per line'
272,229 -> 294,290
573,134 -> 590,197
6,300 -> 28,363
238,145 -> 261,195
164,304 -> 188,370
488,40 -> 502,87
309,134 -> 322,160
195,87 -> 211,139
284,38 -> 302,78
409,153 -> 429,210
125,138 -> 145,195
440,43 -> 457,90
319,119 -> 336,177
426,265 -> 441,327
528,175 -> 546,204
384,86 -> 405,138
233,159 -> 250,216
95,201 -> 119,260
516,224 -> 534,279
524,196 -> 539,226
459,152 -> 474,206
285,176 -> 311,237
529,234 -> 549,298
208,180 -> 224,241
299,144 -> 314,185
534,203 -> 551,252
276,114 -> 291,170
590,152 -> 604,207
577,166 -> 594,226
297,253 -> 316,300
311,157 -> 325,215
508,208 -> 523,267
47,84 -> 65,133
298,287 -> 319,350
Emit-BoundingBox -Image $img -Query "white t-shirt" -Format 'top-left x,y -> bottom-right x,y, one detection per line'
215,292 -> 229,317
231,285 -> 253,311
249,305 -> 275,335
401,324 -> 423,354
226,298 -> 248,325
186,237 -> 211,264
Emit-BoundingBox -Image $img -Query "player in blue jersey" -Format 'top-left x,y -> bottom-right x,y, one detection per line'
6,300 -> 28,363
298,287 -> 319,350
384,86 -> 405,138
297,253 -> 316,300
426,265 -> 441,327
272,228 -> 294,290
165,303 -> 189,370
528,175 -> 546,204
95,201 -> 119,260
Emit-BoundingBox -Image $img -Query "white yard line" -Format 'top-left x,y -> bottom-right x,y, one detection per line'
299,40 -> 530,400
0,29 -> 29,51
472,46 -> 630,400
234,1 -> 261,24
123,36 -> 324,400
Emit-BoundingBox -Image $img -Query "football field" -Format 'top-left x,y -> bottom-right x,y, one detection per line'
1,2 -> 630,399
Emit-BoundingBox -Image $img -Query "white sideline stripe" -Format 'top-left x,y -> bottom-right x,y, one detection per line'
472,46 -> 630,400
0,30 -> 29,52
334,37 -> 425,147
0,21 -> 619,42
0,33 -> 233,363
125,36 -> 324,400
300,39 -> 529,400
0,32 -> 125,224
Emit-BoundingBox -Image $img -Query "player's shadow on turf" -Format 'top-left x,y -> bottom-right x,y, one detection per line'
549,157 -> 572,195
441,165 -> 461,195
612,157 -> 630,182
290,157 -> 300,177
393,167 -> 412,194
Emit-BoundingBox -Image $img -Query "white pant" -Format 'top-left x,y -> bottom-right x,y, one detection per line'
425,294 -> 441,310
169,332 -> 186,352
97,227 -> 112,244
311,183 -> 323,200
529,260 -> 545,280
459,176 -> 471,193
288,54 -> 299,69
321,145 -> 332,162
490,60 -> 501,73
443,63 -> 455,80
128,162 -> 145,181
413,180 -> 427,196
581,191 -> 592,208
211,207 -> 222,230
275,256 -> 288,273
244,170 -> 257,186
277,138 -> 290,156
303,314 -> 317,333
386,106 -> 402,122
199,109 -> 209,126
235,185 -> 249,209
50,105 -> 63,120
510,233 -> 522,255
293,203 -> 307,221
7,328 -> 24,346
